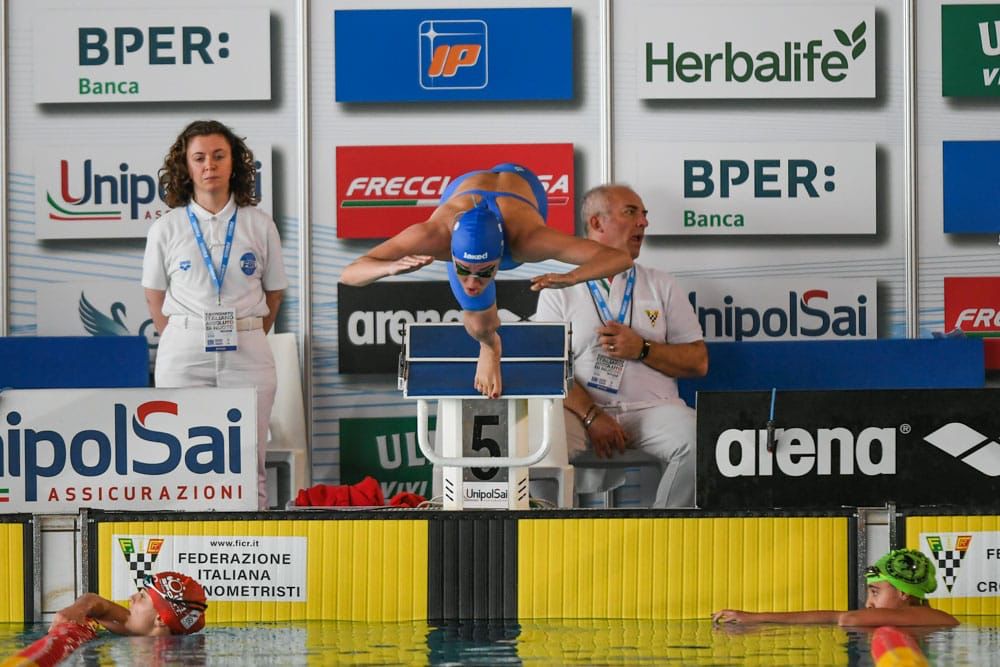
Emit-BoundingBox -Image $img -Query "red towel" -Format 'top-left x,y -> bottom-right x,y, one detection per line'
294,476 -> 385,507
388,491 -> 425,508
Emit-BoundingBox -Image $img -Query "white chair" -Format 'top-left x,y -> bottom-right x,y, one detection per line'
265,332 -> 309,508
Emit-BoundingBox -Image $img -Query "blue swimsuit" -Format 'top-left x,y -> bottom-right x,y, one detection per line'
444,163 -> 549,311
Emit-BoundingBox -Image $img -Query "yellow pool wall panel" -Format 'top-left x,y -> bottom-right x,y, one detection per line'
96,519 -> 428,623
905,514 -> 1000,616
0,523 -> 26,623
518,516 -> 849,620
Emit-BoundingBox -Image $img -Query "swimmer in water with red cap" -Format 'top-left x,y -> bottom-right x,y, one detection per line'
51,571 -> 208,636
341,163 -> 632,398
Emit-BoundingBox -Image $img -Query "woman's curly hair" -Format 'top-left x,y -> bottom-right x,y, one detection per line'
158,120 -> 258,208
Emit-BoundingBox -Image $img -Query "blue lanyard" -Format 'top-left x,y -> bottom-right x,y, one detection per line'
586,267 -> 636,324
187,206 -> 237,306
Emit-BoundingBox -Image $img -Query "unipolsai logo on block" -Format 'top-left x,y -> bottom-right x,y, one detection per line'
923,423 -> 1000,476
419,20 -> 487,90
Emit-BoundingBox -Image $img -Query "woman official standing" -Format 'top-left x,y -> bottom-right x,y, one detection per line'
142,120 -> 287,510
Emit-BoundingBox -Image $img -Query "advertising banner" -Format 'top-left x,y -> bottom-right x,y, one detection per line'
686,277 -> 876,341
942,4 -> 1000,97
920,531 -> 1000,598
697,389 -> 1000,510
943,141 -> 1000,233
335,144 -> 574,238
33,9 -> 271,103
944,276 -> 1000,369
35,145 -> 272,239
111,534 -> 306,601
619,142 -> 876,235
0,387 -> 257,513
334,8 -> 572,102
636,4 -> 876,99
337,280 -> 540,374
340,416 -> 434,500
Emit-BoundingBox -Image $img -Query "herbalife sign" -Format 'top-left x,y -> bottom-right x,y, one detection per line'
942,4 -> 1000,97
637,5 -> 876,99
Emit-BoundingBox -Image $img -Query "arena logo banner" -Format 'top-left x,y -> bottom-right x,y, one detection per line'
697,389 -> 1000,510
686,277 -> 876,341
340,416 -> 435,499
334,8 -> 572,102
944,276 -> 1000,369
111,534 -> 306,602
33,9 -> 270,103
336,144 -> 574,238
636,4 -> 876,98
943,141 -> 1000,233
338,280 -> 539,373
618,142 -> 875,235
920,531 -> 1000,598
35,145 -> 272,239
942,4 -> 1000,97
0,387 -> 256,513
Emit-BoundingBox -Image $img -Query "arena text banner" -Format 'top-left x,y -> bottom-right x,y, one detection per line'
334,8 -> 572,102
35,144 -> 272,239
697,389 -> 1000,510
110,534 -> 306,602
685,277 -> 876,341
0,387 -> 257,513
340,416 -> 434,500
944,276 -> 1000,369
337,280 -> 539,374
618,142 -> 876,235
919,531 -> 1000,598
636,4 -> 876,99
33,9 -> 271,103
335,144 -> 574,238
943,141 -> 1000,233
942,4 -> 1000,97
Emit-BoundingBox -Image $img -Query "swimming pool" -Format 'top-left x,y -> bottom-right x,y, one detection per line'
2,617 -> 998,665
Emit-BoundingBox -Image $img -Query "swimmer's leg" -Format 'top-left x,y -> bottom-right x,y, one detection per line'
462,305 -> 502,399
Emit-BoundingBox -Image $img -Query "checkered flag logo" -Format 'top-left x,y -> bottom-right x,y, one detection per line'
118,537 -> 165,589
926,535 -> 972,592
645,309 -> 660,326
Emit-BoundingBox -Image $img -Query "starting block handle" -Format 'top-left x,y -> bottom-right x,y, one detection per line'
416,398 -> 553,468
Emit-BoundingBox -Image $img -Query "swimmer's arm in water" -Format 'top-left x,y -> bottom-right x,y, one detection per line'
51,593 -> 130,634
838,606 -> 959,627
512,226 -> 632,291
712,609 -> 844,625
463,305 -> 503,399
340,221 -> 448,286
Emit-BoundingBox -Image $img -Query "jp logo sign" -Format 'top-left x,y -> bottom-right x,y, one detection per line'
419,20 -> 487,90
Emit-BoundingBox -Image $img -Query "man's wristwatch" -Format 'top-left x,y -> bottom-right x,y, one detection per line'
637,339 -> 651,361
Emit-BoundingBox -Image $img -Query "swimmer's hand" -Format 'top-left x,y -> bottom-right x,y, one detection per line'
386,255 -> 434,276
712,609 -> 754,625
530,272 -> 578,291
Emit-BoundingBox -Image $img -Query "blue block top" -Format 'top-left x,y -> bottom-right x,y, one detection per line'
407,322 -> 568,359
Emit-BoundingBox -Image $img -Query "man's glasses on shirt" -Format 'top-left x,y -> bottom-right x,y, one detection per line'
454,262 -> 497,279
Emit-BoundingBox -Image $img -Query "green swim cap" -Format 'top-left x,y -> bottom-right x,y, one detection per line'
865,548 -> 937,599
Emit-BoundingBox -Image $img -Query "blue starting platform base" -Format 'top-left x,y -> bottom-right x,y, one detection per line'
0,335 -> 149,389
400,322 -> 571,399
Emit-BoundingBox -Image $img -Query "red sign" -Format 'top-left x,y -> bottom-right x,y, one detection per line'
944,276 -> 1000,369
335,144 -> 574,238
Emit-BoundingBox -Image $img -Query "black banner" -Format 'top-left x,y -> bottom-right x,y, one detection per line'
337,280 -> 540,373
697,389 -> 1000,510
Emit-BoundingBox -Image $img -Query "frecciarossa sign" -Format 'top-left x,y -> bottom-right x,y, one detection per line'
0,387 -> 257,512
697,389 -> 1000,510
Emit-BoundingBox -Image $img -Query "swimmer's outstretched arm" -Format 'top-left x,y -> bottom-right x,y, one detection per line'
340,221 -> 448,286
512,225 -> 632,291
712,609 -> 843,625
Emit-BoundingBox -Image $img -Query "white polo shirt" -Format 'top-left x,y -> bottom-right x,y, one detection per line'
535,263 -> 703,408
141,197 -> 288,319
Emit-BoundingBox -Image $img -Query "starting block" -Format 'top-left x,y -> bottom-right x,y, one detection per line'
399,322 -> 571,510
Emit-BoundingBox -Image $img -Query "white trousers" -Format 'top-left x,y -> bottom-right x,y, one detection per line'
154,325 -> 276,510
565,402 -> 697,508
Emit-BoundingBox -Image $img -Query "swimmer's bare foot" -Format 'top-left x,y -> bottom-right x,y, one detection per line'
474,341 -> 502,398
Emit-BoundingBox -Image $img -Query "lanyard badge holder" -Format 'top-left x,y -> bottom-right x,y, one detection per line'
585,268 -> 636,395
187,207 -> 239,352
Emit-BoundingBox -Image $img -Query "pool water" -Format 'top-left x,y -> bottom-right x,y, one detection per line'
2,617 -> 999,665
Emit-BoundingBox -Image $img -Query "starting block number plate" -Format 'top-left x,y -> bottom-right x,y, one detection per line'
461,400 -> 510,508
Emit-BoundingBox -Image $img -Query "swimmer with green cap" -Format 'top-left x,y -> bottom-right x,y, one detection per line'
712,548 -> 958,627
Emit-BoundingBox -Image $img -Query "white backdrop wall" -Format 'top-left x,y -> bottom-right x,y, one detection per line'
3,0 -> 996,488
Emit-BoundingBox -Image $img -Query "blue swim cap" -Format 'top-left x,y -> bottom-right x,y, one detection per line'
451,204 -> 503,264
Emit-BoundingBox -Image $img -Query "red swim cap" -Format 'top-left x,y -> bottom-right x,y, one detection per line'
143,571 -> 208,634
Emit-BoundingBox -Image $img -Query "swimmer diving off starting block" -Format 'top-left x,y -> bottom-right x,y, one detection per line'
340,164 -> 632,398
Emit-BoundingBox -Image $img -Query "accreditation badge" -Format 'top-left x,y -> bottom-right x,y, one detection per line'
587,353 -> 625,394
203,308 -> 237,352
